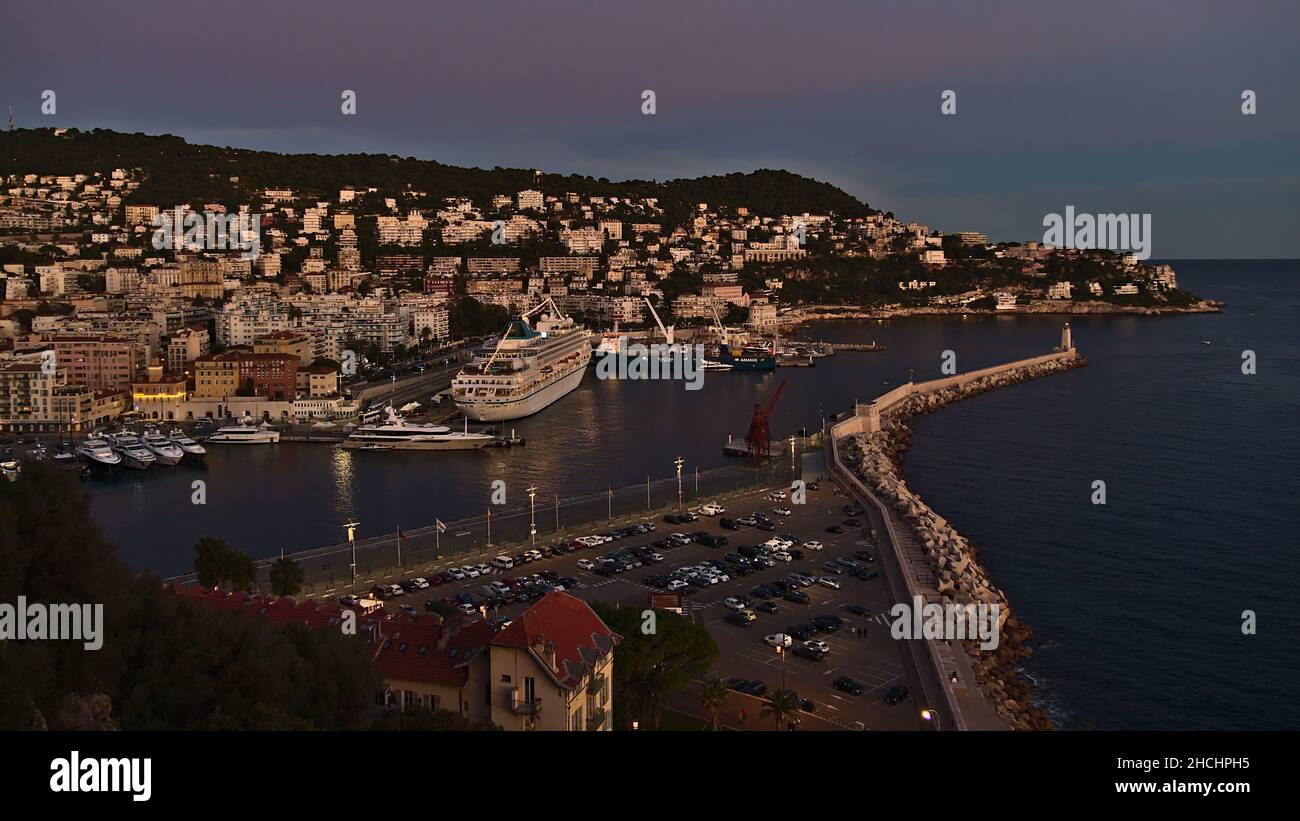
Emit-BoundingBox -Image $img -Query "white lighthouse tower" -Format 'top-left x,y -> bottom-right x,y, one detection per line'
1060,322 -> 1074,353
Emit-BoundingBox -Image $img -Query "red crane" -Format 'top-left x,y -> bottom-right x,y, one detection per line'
745,379 -> 786,458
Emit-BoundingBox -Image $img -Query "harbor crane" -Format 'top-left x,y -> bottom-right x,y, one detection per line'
643,296 -> 675,345
745,379 -> 786,458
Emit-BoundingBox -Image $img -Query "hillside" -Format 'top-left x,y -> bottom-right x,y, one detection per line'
0,128 -> 874,223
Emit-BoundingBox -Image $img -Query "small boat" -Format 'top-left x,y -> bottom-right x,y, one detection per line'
106,432 -> 156,470
1201,340 -> 1212,345
52,449 -> 77,464
1,460 -> 20,482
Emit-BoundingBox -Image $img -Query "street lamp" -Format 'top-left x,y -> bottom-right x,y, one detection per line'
788,434 -> 797,481
527,484 -> 538,550
674,457 -> 684,512
344,520 -> 360,591
921,708 -> 941,731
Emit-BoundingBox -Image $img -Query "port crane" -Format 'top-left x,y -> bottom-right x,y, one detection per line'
744,379 -> 786,458
643,296 -> 675,345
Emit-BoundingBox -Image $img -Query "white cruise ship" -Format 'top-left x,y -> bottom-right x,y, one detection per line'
453,298 -> 591,422
343,406 -> 495,451
205,418 -> 281,444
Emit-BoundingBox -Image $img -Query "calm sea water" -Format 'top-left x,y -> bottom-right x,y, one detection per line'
87,259 -> 1299,729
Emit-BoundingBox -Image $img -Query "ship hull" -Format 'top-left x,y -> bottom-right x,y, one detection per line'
342,436 -> 492,451
455,363 -> 588,422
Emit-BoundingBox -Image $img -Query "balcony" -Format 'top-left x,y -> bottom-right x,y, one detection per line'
510,696 -> 541,716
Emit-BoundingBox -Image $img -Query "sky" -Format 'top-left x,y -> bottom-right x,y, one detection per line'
2,0 -> 1297,258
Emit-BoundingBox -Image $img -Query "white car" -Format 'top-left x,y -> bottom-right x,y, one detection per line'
474,563 -> 492,575
724,597 -> 748,611
764,633 -> 792,648
447,568 -> 466,580
771,551 -> 793,563
818,577 -> 842,589
773,507 -> 792,516
769,491 -> 787,501
462,566 -> 480,579
523,550 -> 542,562
667,580 -> 688,592
407,577 -> 430,589
804,639 -> 830,655
577,559 -> 596,571
699,503 -> 725,516
803,540 -> 824,551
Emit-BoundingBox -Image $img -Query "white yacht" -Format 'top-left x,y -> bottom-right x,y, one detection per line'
106,432 -> 156,470
140,429 -> 184,466
77,436 -> 122,469
166,429 -> 207,460
1,460 -> 20,481
343,406 -> 495,451
205,418 -> 280,445
452,298 -> 591,422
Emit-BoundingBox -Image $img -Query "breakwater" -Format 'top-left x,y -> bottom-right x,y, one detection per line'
832,345 -> 1085,730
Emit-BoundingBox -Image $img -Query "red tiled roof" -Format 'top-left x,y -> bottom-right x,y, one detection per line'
491,592 -> 619,689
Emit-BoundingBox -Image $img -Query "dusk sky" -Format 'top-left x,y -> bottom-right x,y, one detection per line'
3,0 -> 1296,258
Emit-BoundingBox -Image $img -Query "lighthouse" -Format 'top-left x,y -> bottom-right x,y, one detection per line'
1060,322 -> 1074,353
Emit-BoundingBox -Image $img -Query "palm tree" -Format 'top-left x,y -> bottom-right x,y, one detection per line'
697,678 -> 729,730
269,556 -> 304,597
761,690 -> 799,731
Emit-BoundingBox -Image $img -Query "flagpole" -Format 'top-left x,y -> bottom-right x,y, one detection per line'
396,525 -> 401,569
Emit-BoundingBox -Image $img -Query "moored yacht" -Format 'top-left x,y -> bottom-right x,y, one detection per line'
166,429 -> 207,460
77,436 -> 122,470
205,418 -> 280,445
343,406 -> 494,451
106,432 -> 156,470
141,429 -> 184,465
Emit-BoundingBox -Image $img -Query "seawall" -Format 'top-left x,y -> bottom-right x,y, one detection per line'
830,347 -> 1086,730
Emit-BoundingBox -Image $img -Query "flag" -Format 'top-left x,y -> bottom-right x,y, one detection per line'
398,528 -> 408,541
436,519 -> 447,534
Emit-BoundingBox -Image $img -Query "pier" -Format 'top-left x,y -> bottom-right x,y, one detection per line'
827,334 -> 1085,731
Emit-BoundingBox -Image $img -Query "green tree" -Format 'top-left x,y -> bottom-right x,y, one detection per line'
589,603 -> 719,730
697,677 -> 729,730
269,556 -> 304,598
761,689 -> 799,731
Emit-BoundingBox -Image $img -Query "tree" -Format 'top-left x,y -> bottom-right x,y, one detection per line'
193,536 -> 257,592
269,556 -> 304,598
697,677 -> 729,731
589,603 -> 719,729
371,708 -> 501,731
761,689 -> 799,731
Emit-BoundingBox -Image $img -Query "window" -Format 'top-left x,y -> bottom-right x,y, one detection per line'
523,676 -> 536,706
571,707 -> 583,732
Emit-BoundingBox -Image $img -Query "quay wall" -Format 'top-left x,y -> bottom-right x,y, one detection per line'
830,347 -> 1086,730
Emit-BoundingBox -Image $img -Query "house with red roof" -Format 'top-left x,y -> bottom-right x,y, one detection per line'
174,586 -> 618,731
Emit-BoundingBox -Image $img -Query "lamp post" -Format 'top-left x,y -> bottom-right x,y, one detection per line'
527,484 -> 538,550
674,457 -> 684,512
921,708 -> 941,731
344,520 -> 360,591
788,434 -> 797,482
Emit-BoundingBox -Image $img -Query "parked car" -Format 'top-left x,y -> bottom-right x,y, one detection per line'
803,639 -> 831,655
826,525 -> 845,534
724,611 -> 755,627
782,591 -> 810,605
818,577 -> 841,589
833,676 -> 865,696
699,503 -> 725,516
803,540 -> 824,551
720,518 -> 741,531
884,686 -> 911,705
845,604 -> 872,617
792,644 -> 824,661
773,507 -> 792,516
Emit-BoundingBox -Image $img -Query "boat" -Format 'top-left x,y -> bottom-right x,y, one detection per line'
1,460 -> 19,481
77,436 -> 122,470
106,432 -> 156,470
452,297 -> 591,422
205,417 -> 281,445
166,429 -> 207,460
701,359 -> 734,371
343,406 -> 494,451
141,429 -> 184,465
52,448 -> 77,464
706,343 -> 777,371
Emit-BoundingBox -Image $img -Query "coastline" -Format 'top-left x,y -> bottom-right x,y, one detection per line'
836,352 -> 1087,730
784,299 -> 1223,324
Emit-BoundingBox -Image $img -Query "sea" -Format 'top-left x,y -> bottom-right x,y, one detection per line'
85,259 -> 1299,730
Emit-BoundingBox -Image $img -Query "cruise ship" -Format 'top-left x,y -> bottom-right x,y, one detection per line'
453,298 -> 591,421
343,406 -> 495,451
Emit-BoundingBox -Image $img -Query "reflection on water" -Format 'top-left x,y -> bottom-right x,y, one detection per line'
330,446 -> 357,523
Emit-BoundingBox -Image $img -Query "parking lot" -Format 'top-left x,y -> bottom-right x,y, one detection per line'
358,481 -> 925,731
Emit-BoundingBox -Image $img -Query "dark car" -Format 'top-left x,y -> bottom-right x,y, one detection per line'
726,677 -> 750,691
663,513 -> 683,524
738,545 -> 761,558
813,615 -> 843,632
833,676 -> 865,696
845,604 -> 871,617
740,680 -> 768,696
788,626 -> 814,642
557,576 -> 578,589
782,591 -> 810,605
780,534 -> 802,545
826,525 -> 845,534
861,570 -> 880,581
843,518 -> 861,527
789,549 -> 805,560
720,518 -> 741,531
756,522 -> 776,532
751,586 -> 775,599
723,612 -> 754,627
792,644 -> 824,661
853,550 -> 875,561
884,686 -> 911,705
756,601 -> 779,614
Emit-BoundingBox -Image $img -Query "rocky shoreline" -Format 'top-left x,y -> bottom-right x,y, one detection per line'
838,354 -> 1086,730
